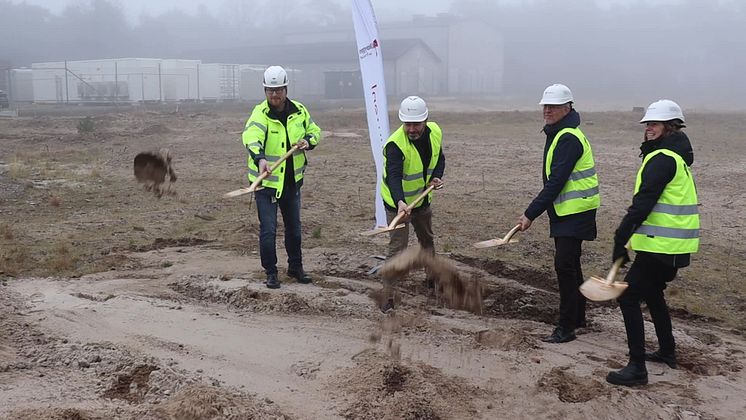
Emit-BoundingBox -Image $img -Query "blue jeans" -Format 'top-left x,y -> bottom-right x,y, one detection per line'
255,186 -> 302,275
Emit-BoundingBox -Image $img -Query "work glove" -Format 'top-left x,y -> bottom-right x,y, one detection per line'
612,242 -> 631,266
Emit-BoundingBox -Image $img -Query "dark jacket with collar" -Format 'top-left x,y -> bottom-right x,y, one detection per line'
614,131 -> 695,267
524,109 -> 597,240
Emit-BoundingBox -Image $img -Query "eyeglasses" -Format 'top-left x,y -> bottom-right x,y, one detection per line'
265,87 -> 285,95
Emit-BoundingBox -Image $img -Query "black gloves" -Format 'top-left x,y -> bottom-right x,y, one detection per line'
612,242 -> 631,266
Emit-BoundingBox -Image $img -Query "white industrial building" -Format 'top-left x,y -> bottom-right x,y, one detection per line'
27,58 -> 249,104
7,69 -> 34,102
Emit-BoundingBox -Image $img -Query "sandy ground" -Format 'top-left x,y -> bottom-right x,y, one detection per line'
1,102 -> 745,419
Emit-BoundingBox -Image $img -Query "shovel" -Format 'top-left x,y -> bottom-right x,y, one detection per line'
360,184 -> 439,236
579,257 -> 629,301
473,224 -> 521,248
224,144 -> 301,198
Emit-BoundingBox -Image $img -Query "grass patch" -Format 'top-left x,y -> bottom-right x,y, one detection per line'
0,245 -> 29,276
311,226 -> 322,239
42,242 -> 81,274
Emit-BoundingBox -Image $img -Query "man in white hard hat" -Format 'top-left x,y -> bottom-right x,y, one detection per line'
242,65 -> 321,289
378,96 -> 445,312
606,100 -> 697,387
517,84 -> 600,343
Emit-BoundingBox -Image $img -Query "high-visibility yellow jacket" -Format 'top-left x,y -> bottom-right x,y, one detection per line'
242,99 -> 321,198
381,122 -> 442,208
630,149 -> 699,254
545,127 -> 600,216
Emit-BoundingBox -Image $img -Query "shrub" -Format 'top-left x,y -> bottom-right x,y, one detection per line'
77,116 -> 95,133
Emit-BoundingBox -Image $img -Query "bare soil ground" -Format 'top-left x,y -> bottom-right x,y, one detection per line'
1,102 -> 745,419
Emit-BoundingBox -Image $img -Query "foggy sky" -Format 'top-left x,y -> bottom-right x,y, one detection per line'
2,0 -> 746,109
6,0 -> 702,23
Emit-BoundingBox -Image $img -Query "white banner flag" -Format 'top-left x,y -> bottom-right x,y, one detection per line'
351,0 -> 390,227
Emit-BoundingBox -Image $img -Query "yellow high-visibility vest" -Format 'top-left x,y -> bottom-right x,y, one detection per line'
381,122 -> 442,208
630,149 -> 699,254
242,99 -> 321,198
545,127 -> 600,216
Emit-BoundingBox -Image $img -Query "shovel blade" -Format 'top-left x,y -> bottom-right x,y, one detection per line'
580,276 -> 629,302
359,223 -> 406,236
473,238 -> 519,249
223,188 -> 252,198
223,185 -> 265,198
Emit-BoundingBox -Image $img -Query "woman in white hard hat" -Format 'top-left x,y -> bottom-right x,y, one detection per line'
606,100 -> 699,386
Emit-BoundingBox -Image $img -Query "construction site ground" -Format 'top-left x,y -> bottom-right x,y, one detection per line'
1,102 -> 744,419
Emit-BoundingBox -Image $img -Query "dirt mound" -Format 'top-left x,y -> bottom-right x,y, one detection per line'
677,347 -> 743,376
170,275 -> 364,317
103,364 -> 159,402
332,350 -> 486,419
151,384 -> 290,420
141,124 -> 172,135
132,237 -> 213,252
7,408 -> 100,420
484,285 -> 559,325
538,366 -> 609,403
379,247 -> 483,314
453,254 -> 556,292
474,326 -> 538,352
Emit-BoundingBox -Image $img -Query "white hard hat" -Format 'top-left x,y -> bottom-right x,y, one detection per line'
399,96 -> 428,122
639,99 -> 685,123
263,66 -> 288,88
539,83 -> 574,105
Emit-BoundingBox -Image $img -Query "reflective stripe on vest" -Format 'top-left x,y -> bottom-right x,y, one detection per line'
381,122 -> 443,208
545,127 -> 600,216
242,99 -> 319,198
630,149 -> 700,254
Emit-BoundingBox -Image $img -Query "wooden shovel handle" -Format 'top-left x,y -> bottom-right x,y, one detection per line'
267,144 -> 301,172
387,184 -> 438,229
223,144 -> 303,198
605,257 -> 625,285
503,224 -> 522,242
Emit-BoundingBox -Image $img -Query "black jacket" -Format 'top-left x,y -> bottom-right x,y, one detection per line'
524,109 -> 597,240
614,131 -> 695,267
384,125 -> 446,212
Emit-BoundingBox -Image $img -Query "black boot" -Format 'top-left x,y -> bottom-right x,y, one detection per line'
265,273 -> 281,289
288,267 -> 312,284
606,360 -> 648,386
646,350 -> 677,369
542,326 -> 576,343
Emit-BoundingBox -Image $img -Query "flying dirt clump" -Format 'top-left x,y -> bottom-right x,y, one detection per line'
378,246 -> 483,314
133,148 -> 177,198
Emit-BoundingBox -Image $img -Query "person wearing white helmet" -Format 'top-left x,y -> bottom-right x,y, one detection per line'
242,65 -> 321,289
378,96 -> 446,312
606,99 -> 698,387
518,83 -> 600,344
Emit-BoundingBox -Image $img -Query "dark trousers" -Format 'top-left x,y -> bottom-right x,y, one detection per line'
618,253 -> 677,363
383,206 -> 435,288
255,186 -> 302,275
554,237 -> 587,330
